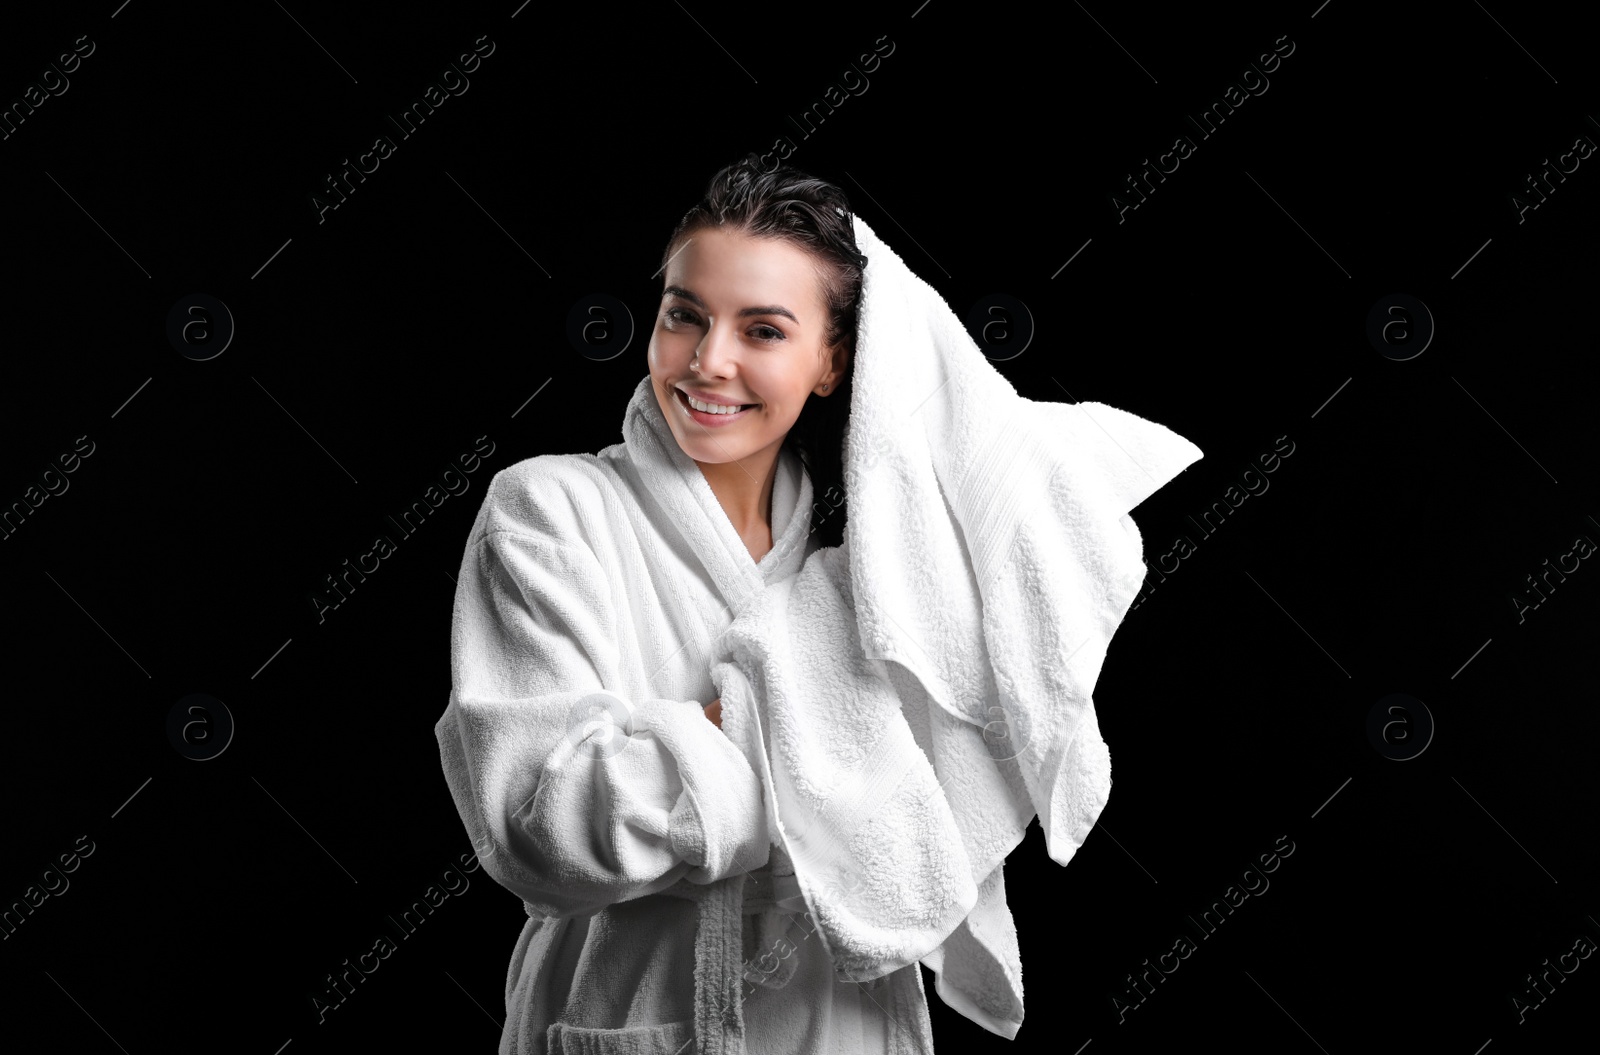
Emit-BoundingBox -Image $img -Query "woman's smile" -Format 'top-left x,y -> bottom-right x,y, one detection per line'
674,385 -> 759,427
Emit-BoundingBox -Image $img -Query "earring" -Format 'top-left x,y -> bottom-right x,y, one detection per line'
822,383 -> 829,391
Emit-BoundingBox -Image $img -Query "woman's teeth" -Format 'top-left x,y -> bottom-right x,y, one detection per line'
686,393 -> 752,414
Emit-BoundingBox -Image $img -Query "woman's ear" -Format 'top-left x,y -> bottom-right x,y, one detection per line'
821,341 -> 851,394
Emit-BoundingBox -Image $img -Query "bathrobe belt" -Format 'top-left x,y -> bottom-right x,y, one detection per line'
518,868 -> 809,1055
657,874 -> 747,1055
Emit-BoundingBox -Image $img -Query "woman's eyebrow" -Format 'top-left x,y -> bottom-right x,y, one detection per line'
662,286 -> 799,324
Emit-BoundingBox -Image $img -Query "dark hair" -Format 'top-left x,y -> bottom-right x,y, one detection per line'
658,152 -> 865,549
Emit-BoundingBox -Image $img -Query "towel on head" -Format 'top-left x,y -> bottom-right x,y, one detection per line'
707,214 -> 1204,1038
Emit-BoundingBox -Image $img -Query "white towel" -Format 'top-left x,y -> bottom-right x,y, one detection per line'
708,215 -> 1204,1038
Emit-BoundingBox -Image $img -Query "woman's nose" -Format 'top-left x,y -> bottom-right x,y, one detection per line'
693,320 -> 738,374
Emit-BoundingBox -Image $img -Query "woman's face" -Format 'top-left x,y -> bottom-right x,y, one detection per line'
648,226 -> 845,469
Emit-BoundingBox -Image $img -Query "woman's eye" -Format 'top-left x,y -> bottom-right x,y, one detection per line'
663,309 -> 781,341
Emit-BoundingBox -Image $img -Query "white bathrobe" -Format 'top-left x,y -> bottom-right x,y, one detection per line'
435,375 -> 935,1054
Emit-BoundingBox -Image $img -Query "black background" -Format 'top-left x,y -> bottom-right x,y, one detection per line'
1,1 -> 1595,1052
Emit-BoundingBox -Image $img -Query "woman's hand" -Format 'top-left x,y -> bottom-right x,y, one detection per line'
703,698 -> 723,729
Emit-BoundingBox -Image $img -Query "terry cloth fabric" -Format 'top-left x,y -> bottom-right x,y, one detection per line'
619,377 -> 929,1054
437,368 -> 929,1054
434,380 -> 812,1055
705,214 -> 1205,1039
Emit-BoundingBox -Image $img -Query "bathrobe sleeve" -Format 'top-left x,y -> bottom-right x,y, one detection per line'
435,519 -> 771,919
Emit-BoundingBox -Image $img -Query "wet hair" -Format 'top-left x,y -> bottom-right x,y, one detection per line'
658,152 -> 865,549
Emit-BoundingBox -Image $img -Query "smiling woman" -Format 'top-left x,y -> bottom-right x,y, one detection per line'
435,156 -> 934,1055
436,153 -> 1204,1052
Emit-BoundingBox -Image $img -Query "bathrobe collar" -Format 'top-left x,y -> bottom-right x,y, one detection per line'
620,375 -> 815,617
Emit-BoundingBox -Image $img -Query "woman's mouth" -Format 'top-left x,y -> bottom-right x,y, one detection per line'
676,388 -> 758,427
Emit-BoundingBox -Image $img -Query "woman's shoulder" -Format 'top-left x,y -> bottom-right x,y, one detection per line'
474,451 -> 624,549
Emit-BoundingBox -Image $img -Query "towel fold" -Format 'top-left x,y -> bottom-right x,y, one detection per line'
708,214 -> 1204,1038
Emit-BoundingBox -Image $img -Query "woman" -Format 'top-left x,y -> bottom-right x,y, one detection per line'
434,155 -> 930,1053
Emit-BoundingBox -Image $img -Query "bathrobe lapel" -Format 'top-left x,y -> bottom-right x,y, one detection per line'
620,375 -> 814,614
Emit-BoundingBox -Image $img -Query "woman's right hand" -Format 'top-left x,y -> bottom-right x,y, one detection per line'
704,698 -> 723,729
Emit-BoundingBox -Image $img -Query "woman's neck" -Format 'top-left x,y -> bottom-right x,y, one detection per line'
696,445 -> 780,556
